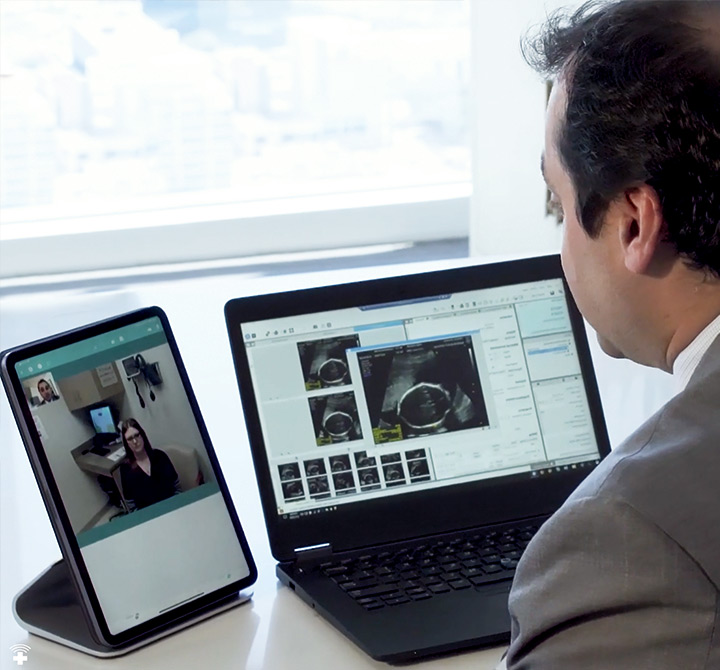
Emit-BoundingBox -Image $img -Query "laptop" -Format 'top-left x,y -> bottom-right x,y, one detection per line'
225,255 -> 610,663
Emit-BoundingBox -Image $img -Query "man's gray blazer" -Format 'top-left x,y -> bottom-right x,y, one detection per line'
505,335 -> 720,669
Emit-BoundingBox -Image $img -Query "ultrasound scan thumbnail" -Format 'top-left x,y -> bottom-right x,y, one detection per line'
308,391 -> 363,445
358,468 -> 381,490
407,458 -> 431,481
307,476 -> 331,498
354,450 -> 377,469
304,458 -> 327,477
357,336 -> 490,444
278,462 -> 301,481
382,463 -> 406,487
297,335 -> 360,391
332,471 -> 356,495
329,454 -> 351,472
282,479 -> 305,501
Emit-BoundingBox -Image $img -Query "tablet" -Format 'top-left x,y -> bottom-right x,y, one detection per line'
1,307 -> 257,647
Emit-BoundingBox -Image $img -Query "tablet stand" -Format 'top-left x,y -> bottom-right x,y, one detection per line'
13,560 -> 252,658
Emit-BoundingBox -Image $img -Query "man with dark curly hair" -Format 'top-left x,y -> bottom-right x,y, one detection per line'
501,1 -> 720,667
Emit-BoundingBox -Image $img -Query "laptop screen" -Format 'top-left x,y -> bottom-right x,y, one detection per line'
239,276 -> 602,520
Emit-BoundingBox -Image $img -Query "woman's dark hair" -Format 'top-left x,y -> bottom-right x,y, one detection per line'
120,418 -> 153,465
522,0 -> 720,275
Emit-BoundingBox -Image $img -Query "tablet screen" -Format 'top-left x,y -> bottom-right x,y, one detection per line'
12,314 -> 252,636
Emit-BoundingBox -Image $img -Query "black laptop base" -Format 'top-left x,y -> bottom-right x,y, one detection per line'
276,515 -> 548,663
281,564 -> 511,664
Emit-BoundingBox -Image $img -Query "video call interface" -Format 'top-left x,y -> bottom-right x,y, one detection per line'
241,278 -> 602,517
14,317 -> 250,635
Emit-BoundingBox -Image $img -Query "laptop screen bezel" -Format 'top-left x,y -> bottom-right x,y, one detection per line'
225,255 -> 611,562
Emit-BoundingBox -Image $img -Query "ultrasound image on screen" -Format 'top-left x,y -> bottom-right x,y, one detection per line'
278,463 -> 301,481
358,467 -> 381,490
382,462 -> 406,487
406,457 -> 431,482
332,471 -> 356,495
358,336 -> 489,444
354,451 -> 376,469
303,458 -> 327,477
282,479 -> 305,501
329,454 -> 351,473
307,476 -> 331,499
308,391 -> 363,445
297,335 -> 360,391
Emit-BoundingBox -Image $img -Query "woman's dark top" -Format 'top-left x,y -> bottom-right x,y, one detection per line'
119,449 -> 179,511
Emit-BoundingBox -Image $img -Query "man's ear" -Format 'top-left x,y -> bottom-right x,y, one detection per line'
616,184 -> 664,275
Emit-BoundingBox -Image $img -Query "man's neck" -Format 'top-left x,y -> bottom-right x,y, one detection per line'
672,313 -> 720,390
665,305 -> 720,371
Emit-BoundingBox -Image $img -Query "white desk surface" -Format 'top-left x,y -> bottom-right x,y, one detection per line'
0,259 -> 507,670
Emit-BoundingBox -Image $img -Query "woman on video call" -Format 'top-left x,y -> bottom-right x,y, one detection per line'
119,418 -> 180,511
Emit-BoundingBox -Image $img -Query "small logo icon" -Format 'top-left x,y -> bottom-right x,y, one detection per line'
10,644 -> 31,666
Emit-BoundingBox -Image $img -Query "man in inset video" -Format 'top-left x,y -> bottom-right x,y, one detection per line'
503,1 -> 720,667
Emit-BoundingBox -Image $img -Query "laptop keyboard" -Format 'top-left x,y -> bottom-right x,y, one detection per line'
318,522 -> 539,611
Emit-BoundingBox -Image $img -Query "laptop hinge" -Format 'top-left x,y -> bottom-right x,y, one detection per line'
294,543 -> 332,564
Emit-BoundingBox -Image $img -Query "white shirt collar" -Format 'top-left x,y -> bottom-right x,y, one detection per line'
673,313 -> 720,392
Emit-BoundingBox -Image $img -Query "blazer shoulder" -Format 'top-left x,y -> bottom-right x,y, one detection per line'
569,354 -> 720,586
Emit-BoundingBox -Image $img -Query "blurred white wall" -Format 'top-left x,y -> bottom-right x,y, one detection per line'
469,0 -> 567,258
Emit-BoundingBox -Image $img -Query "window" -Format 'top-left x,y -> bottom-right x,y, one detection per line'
0,0 -> 470,277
